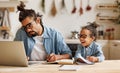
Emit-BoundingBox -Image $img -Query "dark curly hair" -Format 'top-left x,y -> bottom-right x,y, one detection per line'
82,22 -> 99,41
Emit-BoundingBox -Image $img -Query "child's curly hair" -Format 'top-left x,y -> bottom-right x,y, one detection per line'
82,22 -> 99,41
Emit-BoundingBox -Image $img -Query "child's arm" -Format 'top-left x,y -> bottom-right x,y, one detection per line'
93,44 -> 105,62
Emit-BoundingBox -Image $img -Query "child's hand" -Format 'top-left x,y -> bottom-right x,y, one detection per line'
86,56 -> 98,62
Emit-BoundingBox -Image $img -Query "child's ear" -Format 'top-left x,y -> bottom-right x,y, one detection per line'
92,36 -> 95,41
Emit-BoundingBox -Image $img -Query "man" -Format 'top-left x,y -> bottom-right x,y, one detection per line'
14,2 -> 72,62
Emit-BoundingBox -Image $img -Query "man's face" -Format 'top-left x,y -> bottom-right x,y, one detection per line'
21,17 -> 38,37
78,29 -> 94,47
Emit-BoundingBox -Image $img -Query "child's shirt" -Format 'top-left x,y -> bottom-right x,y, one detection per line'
75,41 -> 105,62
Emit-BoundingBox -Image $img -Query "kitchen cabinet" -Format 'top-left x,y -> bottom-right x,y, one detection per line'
97,40 -> 120,60
102,45 -> 109,60
96,40 -> 109,60
65,39 -> 120,60
109,40 -> 120,60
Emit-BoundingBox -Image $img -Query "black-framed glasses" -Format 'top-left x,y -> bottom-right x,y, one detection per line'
23,21 -> 35,31
78,34 -> 91,39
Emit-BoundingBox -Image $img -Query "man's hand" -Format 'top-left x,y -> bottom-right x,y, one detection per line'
46,53 -> 58,62
86,56 -> 98,62
46,53 -> 70,62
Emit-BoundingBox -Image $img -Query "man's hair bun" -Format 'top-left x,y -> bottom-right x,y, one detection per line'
17,1 -> 26,12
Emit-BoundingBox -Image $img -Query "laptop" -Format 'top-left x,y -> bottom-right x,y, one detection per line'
0,41 -> 28,67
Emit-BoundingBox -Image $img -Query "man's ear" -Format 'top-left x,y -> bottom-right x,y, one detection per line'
35,17 -> 40,24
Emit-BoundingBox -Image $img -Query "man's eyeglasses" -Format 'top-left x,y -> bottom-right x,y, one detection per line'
78,34 -> 91,39
23,21 -> 35,31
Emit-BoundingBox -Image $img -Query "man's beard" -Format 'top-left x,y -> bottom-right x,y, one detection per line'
27,31 -> 38,37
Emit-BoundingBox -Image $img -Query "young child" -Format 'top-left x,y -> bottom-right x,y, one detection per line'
75,22 -> 105,63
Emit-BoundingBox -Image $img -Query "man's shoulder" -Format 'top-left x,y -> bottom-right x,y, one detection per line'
42,26 -> 58,39
16,27 -> 27,36
44,26 -> 57,32
44,26 -> 61,36
16,27 -> 25,33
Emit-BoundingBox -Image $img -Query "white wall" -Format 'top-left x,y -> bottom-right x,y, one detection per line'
9,0 -> 120,40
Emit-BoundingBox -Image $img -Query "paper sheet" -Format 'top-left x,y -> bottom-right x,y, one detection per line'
59,65 -> 80,71
78,54 -> 94,65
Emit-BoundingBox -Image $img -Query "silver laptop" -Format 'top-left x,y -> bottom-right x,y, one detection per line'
0,41 -> 28,67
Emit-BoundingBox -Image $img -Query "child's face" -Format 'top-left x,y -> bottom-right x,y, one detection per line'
79,29 -> 95,47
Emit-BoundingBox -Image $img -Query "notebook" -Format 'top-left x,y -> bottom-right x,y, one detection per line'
45,59 -> 74,65
77,54 -> 94,65
0,41 -> 28,67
